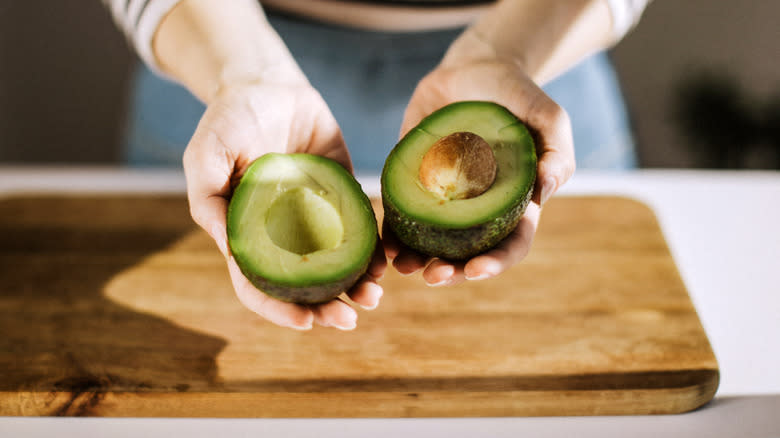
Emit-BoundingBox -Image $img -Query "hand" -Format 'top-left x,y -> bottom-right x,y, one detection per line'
388,57 -> 575,286
183,80 -> 386,330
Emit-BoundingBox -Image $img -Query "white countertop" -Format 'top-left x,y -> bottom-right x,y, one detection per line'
1,167 -> 779,436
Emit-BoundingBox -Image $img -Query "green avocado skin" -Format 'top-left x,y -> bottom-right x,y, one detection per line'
227,153 -> 377,305
380,101 -> 537,261
238,251 -> 373,305
382,182 -> 533,261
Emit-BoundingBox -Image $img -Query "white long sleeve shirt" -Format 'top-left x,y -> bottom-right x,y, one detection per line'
103,0 -> 650,74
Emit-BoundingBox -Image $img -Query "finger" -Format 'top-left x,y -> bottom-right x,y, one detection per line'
383,214 -> 434,274
464,202 -> 541,280
346,279 -> 384,311
399,73 -> 446,139
311,298 -> 358,330
526,98 -> 575,206
392,247 -> 431,276
399,90 -> 427,138
347,241 -> 386,310
227,256 -> 314,330
382,220 -> 403,262
367,236 -> 387,280
535,145 -> 575,206
194,195 -> 230,257
423,259 -> 466,287
310,125 -> 353,174
481,73 -> 574,206
183,129 -> 235,256
307,98 -> 354,174
399,104 -> 428,140
447,270 -> 468,287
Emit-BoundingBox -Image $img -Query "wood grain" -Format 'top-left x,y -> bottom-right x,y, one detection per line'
0,195 -> 719,417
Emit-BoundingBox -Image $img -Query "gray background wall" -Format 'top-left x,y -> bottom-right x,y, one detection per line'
610,0 -> 780,168
1,1 -> 778,168
0,1 -> 133,164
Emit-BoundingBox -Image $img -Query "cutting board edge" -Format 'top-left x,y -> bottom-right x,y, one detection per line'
0,194 -> 722,418
1,367 -> 719,417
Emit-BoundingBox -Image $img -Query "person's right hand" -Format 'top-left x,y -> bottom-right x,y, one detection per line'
182,79 -> 386,331
386,32 -> 576,287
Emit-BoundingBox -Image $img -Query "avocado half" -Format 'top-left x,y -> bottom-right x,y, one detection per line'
227,153 -> 378,304
381,101 -> 537,260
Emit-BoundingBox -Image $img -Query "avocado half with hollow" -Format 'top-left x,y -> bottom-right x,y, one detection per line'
381,101 -> 537,260
227,153 -> 377,304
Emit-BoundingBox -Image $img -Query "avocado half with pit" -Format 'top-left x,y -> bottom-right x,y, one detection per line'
381,101 -> 537,260
227,153 -> 377,305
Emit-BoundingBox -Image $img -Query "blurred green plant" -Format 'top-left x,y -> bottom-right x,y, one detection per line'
674,71 -> 779,169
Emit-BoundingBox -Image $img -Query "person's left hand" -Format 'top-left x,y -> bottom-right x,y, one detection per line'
183,80 -> 385,330
387,56 -> 575,286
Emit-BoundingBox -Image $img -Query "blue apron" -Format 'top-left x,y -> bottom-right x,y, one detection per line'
123,13 -> 637,172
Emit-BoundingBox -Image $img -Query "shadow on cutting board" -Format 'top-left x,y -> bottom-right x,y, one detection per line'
0,195 -> 227,415
0,194 -> 721,417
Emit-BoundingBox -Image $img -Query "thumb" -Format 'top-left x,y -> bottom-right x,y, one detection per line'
527,104 -> 575,206
534,147 -> 576,206
183,129 -> 234,258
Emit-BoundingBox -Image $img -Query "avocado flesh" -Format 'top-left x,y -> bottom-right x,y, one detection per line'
265,186 -> 344,255
381,101 -> 537,260
227,153 -> 377,304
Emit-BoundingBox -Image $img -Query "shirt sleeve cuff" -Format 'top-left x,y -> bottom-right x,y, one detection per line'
133,0 -> 184,79
604,0 -> 650,44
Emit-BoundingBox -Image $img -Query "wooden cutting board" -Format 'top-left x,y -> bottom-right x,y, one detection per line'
0,194 -> 718,417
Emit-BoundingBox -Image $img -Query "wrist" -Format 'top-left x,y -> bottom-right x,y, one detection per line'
441,27 -> 531,75
212,59 -> 308,101
444,0 -> 613,86
152,0 -> 307,103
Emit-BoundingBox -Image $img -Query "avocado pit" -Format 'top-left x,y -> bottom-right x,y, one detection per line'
418,131 -> 497,200
381,101 -> 537,260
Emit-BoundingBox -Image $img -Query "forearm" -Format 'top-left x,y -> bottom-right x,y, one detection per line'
152,0 -> 306,103
444,0 -> 639,85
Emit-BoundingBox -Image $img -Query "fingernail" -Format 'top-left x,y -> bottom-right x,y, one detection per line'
358,283 -> 383,310
465,262 -> 499,280
369,262 -> 385,280
332,320 -> 357,331
367,270 -> 385,282
426,278 -> 450,287
290,321 -> 313,331
540,176 -> 557,206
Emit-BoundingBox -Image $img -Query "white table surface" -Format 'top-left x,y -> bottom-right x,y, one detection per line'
1,167 -> 779,437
